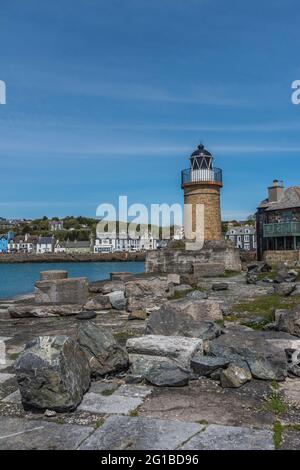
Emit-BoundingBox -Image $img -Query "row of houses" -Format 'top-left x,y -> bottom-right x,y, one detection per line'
4,178 -> 299,259
1,232 -> 160,254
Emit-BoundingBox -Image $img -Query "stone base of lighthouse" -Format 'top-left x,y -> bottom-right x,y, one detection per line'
145,240 -> 242,280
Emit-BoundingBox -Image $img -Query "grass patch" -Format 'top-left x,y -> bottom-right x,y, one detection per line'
243,318 -> 273,331
196,419 -> 209,426
168,291 -> 188,300
129,409 -> 139,417
273,421 -> 284,449
9,352 -> 19,361
222,271 -> 241,278
257,271 -> 277,281
264,383 -> 288,416
289,424 -> 300,432
230,294 -> 300,329
114,331 -> 136,341
94,418 -> 105,429
101,389 -> 115,396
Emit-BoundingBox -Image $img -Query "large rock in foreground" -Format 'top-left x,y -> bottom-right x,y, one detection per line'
77,322 -> 128,378
146,298 -> 223,339
14,336 -> 90,412
210,328 -> 288,381
126,335 -> 203,369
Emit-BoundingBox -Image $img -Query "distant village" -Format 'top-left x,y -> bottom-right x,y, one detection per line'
0,179 -> 299,260
0,214 -> 254,255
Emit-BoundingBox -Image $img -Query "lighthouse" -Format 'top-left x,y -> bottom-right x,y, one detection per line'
181,144 -> 223,244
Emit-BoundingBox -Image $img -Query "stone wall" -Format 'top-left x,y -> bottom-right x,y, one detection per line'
0,252 -> 145,264
264,250 -> 300,266
145,241 -> 241,275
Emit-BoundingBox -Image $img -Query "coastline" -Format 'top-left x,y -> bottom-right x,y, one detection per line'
0,252 -> 146,264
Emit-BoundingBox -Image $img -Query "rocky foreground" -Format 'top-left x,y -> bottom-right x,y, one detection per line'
1,265 -> 300,450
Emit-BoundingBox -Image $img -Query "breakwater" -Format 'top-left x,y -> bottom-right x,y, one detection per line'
0,252 -> 146,264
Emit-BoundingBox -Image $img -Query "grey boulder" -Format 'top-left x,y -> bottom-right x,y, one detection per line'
274,283 -> 296,297
146,298 -> 222,339
212,283 -> 229,291
126,335 -> 203,369
14,336 -> 90,412
105,290 -> 127,310
84,295 -> 112,311
35,277 -> 89,305
220,364 -> 252,388
8,304 -> 83,318
277,306 -> 300,337
88,280 -> 125,294
125,277 -> 168,311
191,355 -> 229,377
186,290 -> 208,300
210,328 -> 288,381
128,355 -> 190,387
173,284 -> 192,294
77,321 -> 128,378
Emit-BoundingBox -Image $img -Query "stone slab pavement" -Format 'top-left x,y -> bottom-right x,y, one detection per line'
180,424 -> 274,450
78,392 -> 143,415
79,415 -> 204,450
79,416 -> 275,450
0,416 -> 93,450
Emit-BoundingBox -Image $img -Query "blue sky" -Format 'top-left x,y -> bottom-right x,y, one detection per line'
0,0 -> 300,221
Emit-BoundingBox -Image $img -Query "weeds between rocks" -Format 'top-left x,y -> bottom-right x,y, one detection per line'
264,381 -> 288,416
94,418 -> 105,429
227,294 -> 300,330
273,421 -> 284,449
101,389 -> 115,396
272,422 -> 300,449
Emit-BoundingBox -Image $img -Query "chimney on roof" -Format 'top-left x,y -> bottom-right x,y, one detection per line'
268,179 -> 284,203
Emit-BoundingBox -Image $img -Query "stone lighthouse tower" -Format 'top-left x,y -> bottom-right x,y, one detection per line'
181,144 -> 223,245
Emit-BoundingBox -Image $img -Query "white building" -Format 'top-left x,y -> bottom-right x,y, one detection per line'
36,236 -> 55,253
49,220 -> 63,231
225,225 -> 256,251
94,235 -> 115,253
94,231 -> 158,253
8,234 -> 37,253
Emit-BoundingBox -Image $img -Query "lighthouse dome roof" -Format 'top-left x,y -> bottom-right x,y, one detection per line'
190,144 -> 212,158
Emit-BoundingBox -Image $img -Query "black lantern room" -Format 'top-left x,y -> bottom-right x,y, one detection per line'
189,144 -> 213,171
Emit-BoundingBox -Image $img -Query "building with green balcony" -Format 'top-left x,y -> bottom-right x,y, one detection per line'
256,180 -> 300,260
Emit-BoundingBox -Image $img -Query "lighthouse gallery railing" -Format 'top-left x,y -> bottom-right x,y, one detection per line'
181,168 -> 223,185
